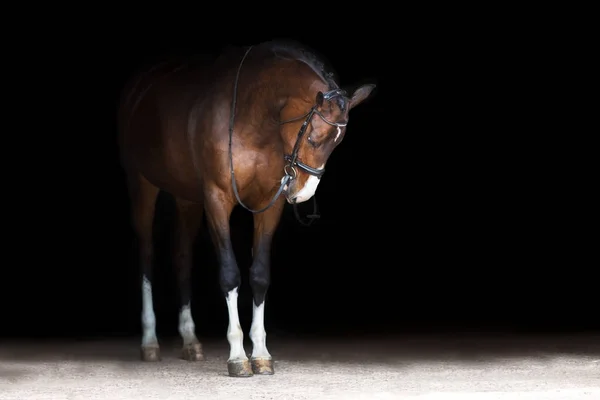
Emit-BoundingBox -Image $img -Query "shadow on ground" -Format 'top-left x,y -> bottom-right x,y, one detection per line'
1,333 -> 599,364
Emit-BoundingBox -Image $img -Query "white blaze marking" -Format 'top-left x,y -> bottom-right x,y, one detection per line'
293,164 -> 325,203
334,126 -> 343,142
225,288 -> 248,361
141,275 -> 157,346
250,301 -> 271,359
178,303 -> 198,345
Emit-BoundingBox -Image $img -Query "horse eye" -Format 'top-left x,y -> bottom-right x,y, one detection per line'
307,135 -> 320,148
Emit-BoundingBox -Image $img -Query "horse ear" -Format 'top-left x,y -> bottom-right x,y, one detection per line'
349,84 -> 376,110
315,91 -> 324,107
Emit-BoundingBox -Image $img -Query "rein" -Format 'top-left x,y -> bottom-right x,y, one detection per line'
228,45 -> 345,227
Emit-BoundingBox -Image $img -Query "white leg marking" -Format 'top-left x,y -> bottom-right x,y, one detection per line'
225,288 -> 248,362
250,301 -> 271,359
141,275 -> 157,347
178,303 -> 198,345
293,164 -> 325,203
334,126 -> 342,142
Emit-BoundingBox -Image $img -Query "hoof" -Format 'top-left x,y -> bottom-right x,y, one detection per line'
141,345 -> 161,362
251,358 -> 274,375
227,359 -> 253,377
181,342 -> 204,361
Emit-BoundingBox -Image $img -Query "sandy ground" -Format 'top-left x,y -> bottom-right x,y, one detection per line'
0,333 -> 599,400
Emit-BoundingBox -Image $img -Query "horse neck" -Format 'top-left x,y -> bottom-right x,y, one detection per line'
237,59 -> 328,143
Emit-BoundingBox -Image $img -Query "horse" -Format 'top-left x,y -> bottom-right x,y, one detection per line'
118,40 -> 375,377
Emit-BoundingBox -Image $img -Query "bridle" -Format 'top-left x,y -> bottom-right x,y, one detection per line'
279,89 -> 347,180
228,45 -> 347,226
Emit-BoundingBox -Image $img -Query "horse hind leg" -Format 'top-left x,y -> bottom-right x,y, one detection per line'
173,197 -> 204,361
127,173 -> 161,361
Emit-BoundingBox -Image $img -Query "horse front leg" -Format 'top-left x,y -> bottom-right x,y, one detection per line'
249,199 -> 285,375
204,190 -> 253,377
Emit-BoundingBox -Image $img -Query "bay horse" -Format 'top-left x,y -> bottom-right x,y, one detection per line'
118,40 -> 375,377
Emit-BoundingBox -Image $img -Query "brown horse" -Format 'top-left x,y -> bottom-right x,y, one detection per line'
118,40 -> 375,377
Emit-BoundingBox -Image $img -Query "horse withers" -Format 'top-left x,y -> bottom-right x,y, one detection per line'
118,40 -> 375,377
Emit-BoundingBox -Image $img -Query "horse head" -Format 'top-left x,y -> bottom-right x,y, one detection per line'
281,83 -> 376,204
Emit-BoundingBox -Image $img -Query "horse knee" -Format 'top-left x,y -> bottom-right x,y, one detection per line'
250,263 -> 270,304
219,265 -> 241,295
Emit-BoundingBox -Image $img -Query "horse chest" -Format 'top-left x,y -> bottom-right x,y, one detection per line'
235,150 -> 280,187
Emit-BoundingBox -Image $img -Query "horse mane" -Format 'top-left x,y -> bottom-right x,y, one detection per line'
260,40 -> 348,111
260,40 -> 340,90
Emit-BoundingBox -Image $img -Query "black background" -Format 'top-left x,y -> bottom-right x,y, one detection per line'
3,15 -> 594,342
